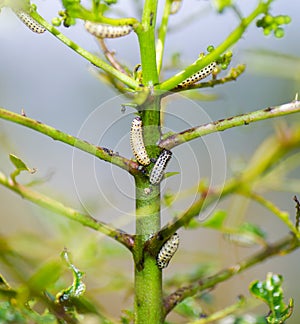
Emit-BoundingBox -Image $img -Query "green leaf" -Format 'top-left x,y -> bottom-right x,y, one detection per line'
164,171 -> 180,179
9,154 -> 36,182
202,210 -> 227,229
27,261 -> 63,292
174,297 -> 202,319
9,154 -> 30,171
55,249 -> 86,311
224,222 -> 267,247
162,190 -> 176,207
249,273 -> 294,323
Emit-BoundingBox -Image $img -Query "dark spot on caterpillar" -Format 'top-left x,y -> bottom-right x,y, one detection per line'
264,107 -> 273,112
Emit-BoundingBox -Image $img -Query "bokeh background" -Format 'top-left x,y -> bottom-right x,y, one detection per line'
0,0 -> 299,322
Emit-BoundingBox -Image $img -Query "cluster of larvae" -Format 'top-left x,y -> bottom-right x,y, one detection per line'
130,116 -> 172,185
130,116 -> 178,269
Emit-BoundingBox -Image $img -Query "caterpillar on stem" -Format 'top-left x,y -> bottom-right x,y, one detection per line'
178,61 -> 217,88
14,9 -> 46,34
130,117 -> 150,166
157,233 -> 179,269
84,21 -> 132,38
149,149 -> 172,185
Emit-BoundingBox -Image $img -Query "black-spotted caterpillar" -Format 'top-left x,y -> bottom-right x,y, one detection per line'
150,149 -> 172,185
157,233 -> 179,269
14,9 -> 46,34
178,61 -> 217,88
130,117 -> 151,166
84,21 -> 132,38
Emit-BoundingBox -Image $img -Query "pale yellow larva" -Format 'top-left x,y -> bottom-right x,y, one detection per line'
157,233 -> 179,269
14,9 -> 46,34
130,117 -> 150,166
149,149 -> 172,185
84,21 -> 132,38
178,61 -> 217,88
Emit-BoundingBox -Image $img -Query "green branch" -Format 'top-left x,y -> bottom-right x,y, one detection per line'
0,171 -> 134,250
169,64 -> 246,93
163,234 -> 299,316
149,123 -> 300,254
159,100 -> 300,150
29,11 -> 140,90
157,0 -> 271,91
0,107 -> 139,175
156,0 -> 173,75
241,191 -> 297,235
136,0 -> 159,85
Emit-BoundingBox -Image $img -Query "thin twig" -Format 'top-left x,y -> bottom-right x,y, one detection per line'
163,234 -> 299,316
0,171 -> 134,250
0,107 -> 140,175
293,195 -> 300,230
149,124 -> 300,254
28,11 -> 140,90
157,0 -> 273,91
170,64 -> 246,93
98,39 -> 129,75
241,190 -> 297,236
156,0 -> 172,75
159,100 -> 300,150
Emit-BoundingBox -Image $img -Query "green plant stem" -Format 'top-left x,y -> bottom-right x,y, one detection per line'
241,190 -> 297,235
0,171 -> 134,250
156,0 -> 172,75
157,0 -> 271,90
163,234 -> 299,317
159,100 -> 300,150
170,64 -> 246,93
134,176 -> 163,323
0,107 -> 139,175
188,296 -> 247,324
29,11 -> 140,90
133,1 -> 164,322
136,0 -> 159,85
149,124 -> 300,254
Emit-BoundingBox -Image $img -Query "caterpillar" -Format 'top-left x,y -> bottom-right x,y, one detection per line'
84,21 -> 132,38
130,117 -> 151,166
157,233 -> 179,269
178,61 -> 217,88
149,149 -> 172,185
14,9 -> 46,34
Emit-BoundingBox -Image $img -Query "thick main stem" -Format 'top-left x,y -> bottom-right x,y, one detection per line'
134,93 -> 163,323
133,1 -> 163,322
134,177 -> 162,323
